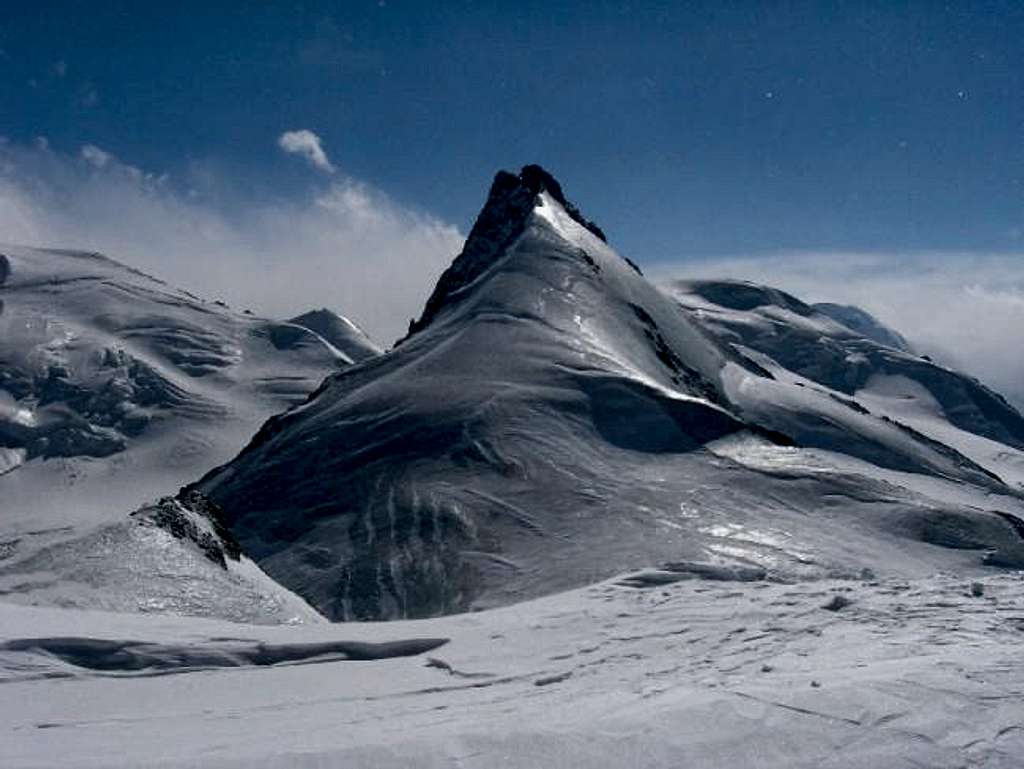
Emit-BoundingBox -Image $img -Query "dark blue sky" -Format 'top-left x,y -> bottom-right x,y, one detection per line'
3,1 -> 1024,262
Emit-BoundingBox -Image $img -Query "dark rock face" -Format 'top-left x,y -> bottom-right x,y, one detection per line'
628,303 -> 723,402
131,491 -> 242,569
0,253 -> 10,286
404,165 -> 607,340
518,164 -> 607,243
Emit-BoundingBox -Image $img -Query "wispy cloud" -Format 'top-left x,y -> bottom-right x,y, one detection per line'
79,144 -> 113,168
656,252 -> 1024,409
278,129 -> 335,174
77,82 -> 99,108
0,138 -> 463,344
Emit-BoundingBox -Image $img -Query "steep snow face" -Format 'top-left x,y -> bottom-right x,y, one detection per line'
194,167 -> 1024,622
0,245 -> 377,621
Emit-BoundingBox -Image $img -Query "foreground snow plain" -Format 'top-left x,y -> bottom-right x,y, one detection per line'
3,569 -> 1023,768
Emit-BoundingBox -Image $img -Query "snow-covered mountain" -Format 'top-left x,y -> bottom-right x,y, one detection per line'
5,170 -> 1024,769
668,279 -> 1024,487
0,245 -> 377,621
187,166 -> 1024,621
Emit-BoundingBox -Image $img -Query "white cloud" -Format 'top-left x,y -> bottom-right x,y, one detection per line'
0,139 -> 463,345
654,251 -> 1024,409
278,129 -> 335,174
80,144 -> 113,168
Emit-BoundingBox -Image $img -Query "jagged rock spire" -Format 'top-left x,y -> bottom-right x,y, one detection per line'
403,165 -> 605,340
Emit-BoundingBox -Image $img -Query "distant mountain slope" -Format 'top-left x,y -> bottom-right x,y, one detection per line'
0,245 -> 377,622
189,167 -> 1024,621
288,308 -> 383,361
812,301 -> 913,352
669,279 -> 1024,487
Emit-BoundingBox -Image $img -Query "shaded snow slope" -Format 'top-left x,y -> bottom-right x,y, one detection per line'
812,302 -> 913,353
0,245 -> 377,622
192,167 -> 1024,621
3,571 -> 1024,768
670,279 -> 1024,485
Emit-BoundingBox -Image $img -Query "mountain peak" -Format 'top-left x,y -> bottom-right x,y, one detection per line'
403,165 -> 605,340
495,165 -> 607,243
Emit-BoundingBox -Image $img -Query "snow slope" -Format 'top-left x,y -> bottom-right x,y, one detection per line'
0,245 -> 377,622
190,166 -> 1024,621
669,279 -> 1024,489
3,570 -> 1023,768
0,492 -> 324,624
288,308 -> 382,362
812,302 -> 913,352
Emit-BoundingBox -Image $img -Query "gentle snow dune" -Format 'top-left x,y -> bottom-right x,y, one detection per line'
2,571 -> 1022,768
192,167 -> 1024,622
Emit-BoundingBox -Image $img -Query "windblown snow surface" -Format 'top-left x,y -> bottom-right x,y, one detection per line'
0,245 -> 377,621
3,571 -> 1024,768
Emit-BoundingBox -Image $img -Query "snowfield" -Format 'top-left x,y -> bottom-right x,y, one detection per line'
3,570 -> 1023,768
